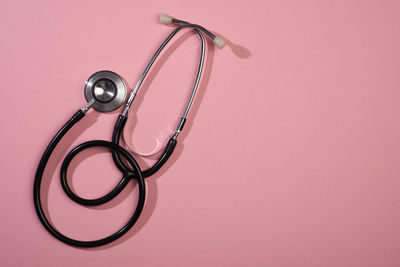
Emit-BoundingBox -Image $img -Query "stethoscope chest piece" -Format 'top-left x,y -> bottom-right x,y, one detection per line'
84,70 -> 127,112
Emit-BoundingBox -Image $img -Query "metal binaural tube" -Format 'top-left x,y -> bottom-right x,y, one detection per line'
121,27 -> 206,156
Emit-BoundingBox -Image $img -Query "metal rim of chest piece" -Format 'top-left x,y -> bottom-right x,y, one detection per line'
84,70 -> 127,113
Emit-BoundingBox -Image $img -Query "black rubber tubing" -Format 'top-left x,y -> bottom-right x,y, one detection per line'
59,114 -> 176,206
34,110 -> 146,248
111,114 -> 177,177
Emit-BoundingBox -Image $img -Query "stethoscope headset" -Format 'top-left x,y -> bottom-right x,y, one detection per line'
34,14 -> 226,248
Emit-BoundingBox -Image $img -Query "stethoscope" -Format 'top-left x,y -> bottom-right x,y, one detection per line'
34,14 -> 225,248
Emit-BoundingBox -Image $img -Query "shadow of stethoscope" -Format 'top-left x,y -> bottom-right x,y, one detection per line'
39,29 -> 251,250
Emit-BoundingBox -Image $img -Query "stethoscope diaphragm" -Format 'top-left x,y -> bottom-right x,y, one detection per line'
84,70 -> 127,113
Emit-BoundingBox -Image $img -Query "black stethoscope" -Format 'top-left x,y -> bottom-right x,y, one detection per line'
34,14 -> 225,248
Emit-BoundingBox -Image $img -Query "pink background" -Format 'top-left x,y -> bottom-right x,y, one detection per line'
1,0 -> 400,266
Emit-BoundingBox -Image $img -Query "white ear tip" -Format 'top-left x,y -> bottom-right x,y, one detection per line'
213,36 -> 226,49
160,14 -> 173,24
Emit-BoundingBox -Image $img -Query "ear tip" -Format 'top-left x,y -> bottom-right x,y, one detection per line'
213,36 -> 226,49
160,14 -> 173,24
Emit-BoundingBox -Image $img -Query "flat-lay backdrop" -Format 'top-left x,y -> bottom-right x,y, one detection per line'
1,0 -> 400,266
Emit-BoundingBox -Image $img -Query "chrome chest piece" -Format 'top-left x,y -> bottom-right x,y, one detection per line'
84,70 -> 127,113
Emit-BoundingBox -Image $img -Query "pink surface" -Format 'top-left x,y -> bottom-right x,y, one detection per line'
1,0 -> 400,266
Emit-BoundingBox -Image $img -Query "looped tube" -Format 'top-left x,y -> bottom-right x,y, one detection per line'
60,139 -> 132,206
34,110 -> 146,248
